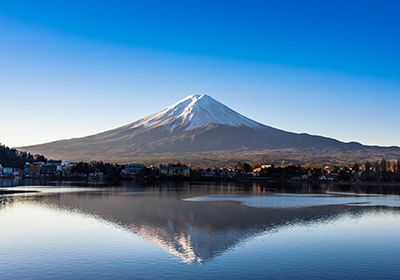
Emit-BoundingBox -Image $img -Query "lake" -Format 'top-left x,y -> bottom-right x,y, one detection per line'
1,181 -> 400,279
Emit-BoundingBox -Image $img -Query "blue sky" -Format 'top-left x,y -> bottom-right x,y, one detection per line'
0,0 -> 399,147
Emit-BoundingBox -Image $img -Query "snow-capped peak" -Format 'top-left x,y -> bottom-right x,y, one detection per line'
131,94 -> 263,131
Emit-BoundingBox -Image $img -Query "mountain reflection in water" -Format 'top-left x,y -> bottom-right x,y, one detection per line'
1,184 -> 386,264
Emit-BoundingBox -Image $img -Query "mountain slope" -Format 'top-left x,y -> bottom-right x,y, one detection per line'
20,94 -> 400,164
131,94 -> 263,131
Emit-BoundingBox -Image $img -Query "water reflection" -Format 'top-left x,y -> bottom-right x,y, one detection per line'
0,178 -> 20,187
3,184 -> 400,280
1,187 -> 383,264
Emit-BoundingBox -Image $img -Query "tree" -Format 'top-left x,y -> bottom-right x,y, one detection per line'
353,162 -> 360,172
236,161 -> 253,173
381,159 -> 388,181
0,144 -> 47,169
374,161 -> 381,181
364,161 -> 372,181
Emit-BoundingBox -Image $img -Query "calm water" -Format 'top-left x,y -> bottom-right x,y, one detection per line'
1,182 -> 400,279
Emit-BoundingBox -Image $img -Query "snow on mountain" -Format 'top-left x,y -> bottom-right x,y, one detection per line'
19,94 -> 400,163
131,94 -> 263,131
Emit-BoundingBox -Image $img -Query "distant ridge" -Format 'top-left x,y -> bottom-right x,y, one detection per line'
20,94 -> 400,165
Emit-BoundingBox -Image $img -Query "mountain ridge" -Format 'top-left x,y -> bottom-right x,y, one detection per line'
130,94 -> 264,131
19,94 -> 400,164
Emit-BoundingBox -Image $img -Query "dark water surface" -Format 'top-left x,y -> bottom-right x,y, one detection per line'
1,182 -> 400,279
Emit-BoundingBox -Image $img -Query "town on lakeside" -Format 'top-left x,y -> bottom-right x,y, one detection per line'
1,144 -> 400,184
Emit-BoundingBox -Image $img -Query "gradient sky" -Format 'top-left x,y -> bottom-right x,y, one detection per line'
0,0 -> 399,147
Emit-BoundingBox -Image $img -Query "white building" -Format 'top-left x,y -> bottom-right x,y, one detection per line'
159,165 -> 191,177
2,167 -> 19,178
122,163 -> 145,176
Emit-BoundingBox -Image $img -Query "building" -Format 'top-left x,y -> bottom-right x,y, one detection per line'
62,160 -> 71,168
201,168 -> 216,177
3,168 -> 13,175
159,164 -> 191,177
0,164 -> 3,176
2,167 -> 19,178
41,165 -> 58,176
253,164 -> 274,174
41,160 -> 62,176
88,172 -> 104,181
30,162 -> 44,177
24,162 -> 32,177
47,160 -> 62,171
121,163 -> 145,176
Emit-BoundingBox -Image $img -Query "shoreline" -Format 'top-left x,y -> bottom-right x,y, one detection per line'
3,176 -> 400,189
0,189 -> 39,195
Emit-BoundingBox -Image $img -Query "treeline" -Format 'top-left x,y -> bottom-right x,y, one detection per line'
236,162 -> 327,179
70,161 -> 123,177
0,144 -> 47,169
230,160 -> 400,182
361,159 -> 400,182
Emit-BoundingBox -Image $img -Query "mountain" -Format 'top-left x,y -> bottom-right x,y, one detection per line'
20,94 -> 400,164
132,94 -> 263,131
